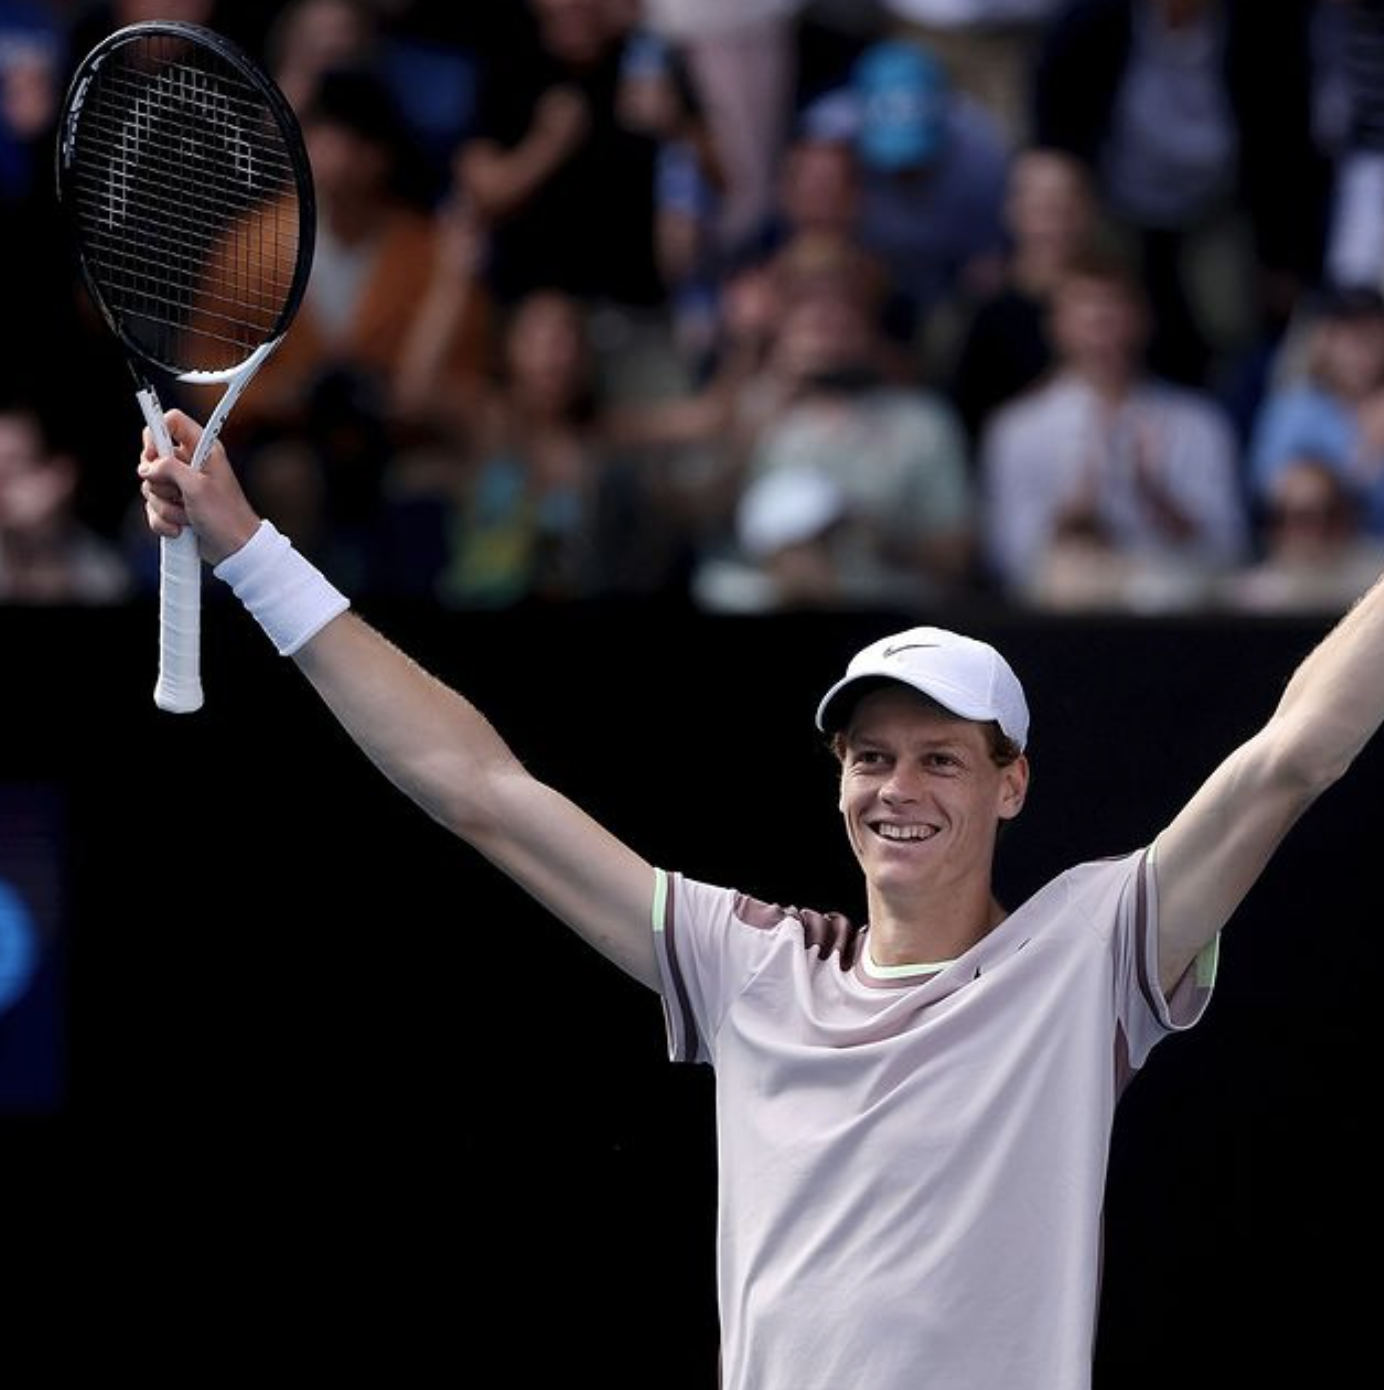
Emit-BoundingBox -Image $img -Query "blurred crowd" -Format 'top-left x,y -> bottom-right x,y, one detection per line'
5,0 -> 1384,617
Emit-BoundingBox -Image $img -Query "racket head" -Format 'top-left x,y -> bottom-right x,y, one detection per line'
55,20 -> 316,384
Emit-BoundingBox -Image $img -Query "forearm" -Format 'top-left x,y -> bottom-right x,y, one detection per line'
218,547 -> 662,989
1272,568 -> 1384,783
211,518 -> 520,835
461,139 -> 565,225
390,273 -> 474,422
292,612 -> 521,836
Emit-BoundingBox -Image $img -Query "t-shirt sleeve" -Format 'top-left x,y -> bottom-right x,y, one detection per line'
650,868 -> 776,1066
1110,845 -> 1218,1071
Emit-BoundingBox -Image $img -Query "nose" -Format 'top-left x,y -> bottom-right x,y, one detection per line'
880,763 -> 923,805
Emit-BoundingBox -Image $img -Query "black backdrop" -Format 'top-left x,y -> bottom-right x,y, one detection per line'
2,600 -> 1377,1385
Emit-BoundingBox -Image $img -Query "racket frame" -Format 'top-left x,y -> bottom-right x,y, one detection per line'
56,21 -> 316,712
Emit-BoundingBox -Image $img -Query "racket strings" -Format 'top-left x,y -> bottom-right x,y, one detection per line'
68,38 -> 305,374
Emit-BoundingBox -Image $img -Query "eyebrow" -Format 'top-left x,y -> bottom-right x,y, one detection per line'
845,729 -> 971,752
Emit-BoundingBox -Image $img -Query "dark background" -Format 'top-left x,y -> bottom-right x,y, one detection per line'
1,601 -> 1376,1385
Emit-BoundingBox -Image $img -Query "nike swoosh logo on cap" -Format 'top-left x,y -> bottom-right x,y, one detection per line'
881,642 -> 939,658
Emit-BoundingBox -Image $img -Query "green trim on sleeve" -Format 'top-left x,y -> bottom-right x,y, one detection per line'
651,866 -> 668,935
1195,934 -> 1220,990
1148,835 -> 1221,991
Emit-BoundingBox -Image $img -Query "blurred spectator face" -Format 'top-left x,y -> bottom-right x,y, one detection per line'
779,140 -> 860,239
530,0 -> 616,67
1315,309 -> 1384,400
0,32 -> 58,141
0,412 -> 72,538
303,71 -> 403,206
306,118 -> 390,203
719,262 -> 781,345
771,287 -> 876,384
1265,457 -> 1358,562
1005,149 -> 1095,259
504,291 -> 590,412
268,0 -> 377,114
1050,270 -> 1148,372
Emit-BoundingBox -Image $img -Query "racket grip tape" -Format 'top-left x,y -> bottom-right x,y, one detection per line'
138,388 -> 205,714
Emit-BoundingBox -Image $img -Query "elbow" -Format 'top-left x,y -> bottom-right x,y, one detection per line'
392,749 -> 515,844
1263,716 -> 1353,800
436,757 -> 536,849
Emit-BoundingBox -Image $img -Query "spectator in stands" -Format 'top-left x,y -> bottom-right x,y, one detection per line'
457,0 -> 666,314
0,0 -> 61,208
0,402 -> 131,604
1032,0 -> 1331,391
1314,0 -> 1384,293
878,0 -> 1065,144
717,270 -> 975,608
799,35 -> 1012,357
980,250 -> 1247,609
594,247 -> 792,563
1219,452 -> 1384,613
759,130 -> 912,373
692,464 -> 851,612
209,66 -> 492,447
640,0 -> 805,256
1247,281 -> 1384,534
611,15 -> 727,373
383,288 -> 683,607
264,0 -> 379,116
266,0 -> 496,204
948,145 -> 1107,446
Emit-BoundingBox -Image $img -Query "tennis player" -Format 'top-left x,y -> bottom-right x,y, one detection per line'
139,409 -> 1384,1388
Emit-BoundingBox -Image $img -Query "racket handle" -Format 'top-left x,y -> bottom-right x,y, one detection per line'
154,529 -> 204,713
139,389 -> 204,714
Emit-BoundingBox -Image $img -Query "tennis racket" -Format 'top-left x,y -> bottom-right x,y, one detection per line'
56,20 -> 315,712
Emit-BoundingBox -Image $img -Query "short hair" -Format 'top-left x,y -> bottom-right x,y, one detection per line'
826,681 -> 1024,768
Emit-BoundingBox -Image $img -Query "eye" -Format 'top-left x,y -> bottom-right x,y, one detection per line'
853,748 -> 886,767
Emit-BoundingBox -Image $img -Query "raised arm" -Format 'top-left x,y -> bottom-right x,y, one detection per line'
1153,571 -> 1384,995
139,412 -> 661,991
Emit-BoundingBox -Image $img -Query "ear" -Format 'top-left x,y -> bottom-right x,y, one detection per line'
997,755 -> 1029,822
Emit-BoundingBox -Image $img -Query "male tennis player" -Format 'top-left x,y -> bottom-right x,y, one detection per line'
139,410 -> 1384,1389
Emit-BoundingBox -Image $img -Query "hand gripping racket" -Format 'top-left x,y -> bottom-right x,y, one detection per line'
56,21 -> 315,712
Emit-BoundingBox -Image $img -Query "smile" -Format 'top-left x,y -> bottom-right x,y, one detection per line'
871,822 -> 938,843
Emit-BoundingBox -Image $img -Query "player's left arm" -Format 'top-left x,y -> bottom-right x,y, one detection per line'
1153,568 -> 1384,996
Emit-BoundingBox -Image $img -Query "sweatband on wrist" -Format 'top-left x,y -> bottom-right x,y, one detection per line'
213,519 -> 350,656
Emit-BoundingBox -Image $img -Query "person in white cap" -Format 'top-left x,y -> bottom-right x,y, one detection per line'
138,407 -> 1384,1389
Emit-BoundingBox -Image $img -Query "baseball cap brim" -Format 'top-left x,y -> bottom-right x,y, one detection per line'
816,671 -> 1003,735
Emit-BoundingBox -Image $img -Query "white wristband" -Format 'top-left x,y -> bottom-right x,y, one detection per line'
213,520 -> 350,656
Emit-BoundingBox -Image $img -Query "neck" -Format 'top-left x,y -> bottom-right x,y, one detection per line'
864,877 -> 1006,967
1013,245 -> 1071,297
1073,361 -> 1137,402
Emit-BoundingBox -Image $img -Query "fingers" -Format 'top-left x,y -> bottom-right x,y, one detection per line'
138,453 -> 188,490
162,409 -> 205,455
141,410 -> 209,465
143,486 -> 187,538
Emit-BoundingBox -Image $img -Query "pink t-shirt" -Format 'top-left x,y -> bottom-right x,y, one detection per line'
653,847 -> 1214,1390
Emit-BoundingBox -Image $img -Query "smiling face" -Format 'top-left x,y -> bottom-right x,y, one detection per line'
836,686 -> 1028,914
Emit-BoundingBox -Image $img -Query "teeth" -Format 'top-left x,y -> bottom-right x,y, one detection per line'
877,823 -> 931,841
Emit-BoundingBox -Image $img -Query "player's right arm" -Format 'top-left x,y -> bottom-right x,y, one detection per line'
139,412 -> 662,991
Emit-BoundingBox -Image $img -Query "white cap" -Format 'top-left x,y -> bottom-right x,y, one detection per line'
815,625 -> 1029,749
737,467 -> 846,560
